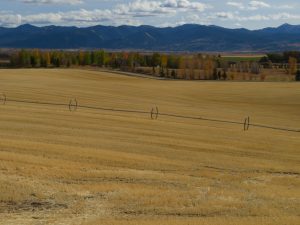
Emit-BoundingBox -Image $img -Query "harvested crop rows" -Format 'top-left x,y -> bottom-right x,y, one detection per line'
0,69 -> 299,225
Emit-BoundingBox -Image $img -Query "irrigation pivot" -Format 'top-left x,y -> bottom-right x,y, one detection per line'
151,106 -> 159,120
0,94 -> 298,133
0,93 -> 6,105
69,98 -> 78,112
244,116 -> 250,131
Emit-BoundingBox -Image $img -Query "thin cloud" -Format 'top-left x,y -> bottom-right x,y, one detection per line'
227,1 -> 271,10
20,0 -> 83,5
212,11 -> 300,22
115,0 -> 210,17
227,2 -> 245,10
248,1 -> 270,10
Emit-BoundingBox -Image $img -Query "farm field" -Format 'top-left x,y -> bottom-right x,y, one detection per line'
221,55 -> 265,62
0,69 -> 299,225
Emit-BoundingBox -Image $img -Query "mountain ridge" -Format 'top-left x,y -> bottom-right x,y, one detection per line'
0,23 -> 300,51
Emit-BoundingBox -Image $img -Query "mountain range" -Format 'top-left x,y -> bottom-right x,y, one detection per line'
0,23 -> 300,51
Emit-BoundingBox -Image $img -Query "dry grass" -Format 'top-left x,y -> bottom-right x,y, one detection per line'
0,69 -> 299,225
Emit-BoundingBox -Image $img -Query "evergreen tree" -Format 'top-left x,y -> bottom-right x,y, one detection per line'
84,52 -> 91,65
19,49 -> 31,67
296,70 -> 300,81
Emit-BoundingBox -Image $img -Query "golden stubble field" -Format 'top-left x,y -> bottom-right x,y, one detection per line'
0,69 -> 299,225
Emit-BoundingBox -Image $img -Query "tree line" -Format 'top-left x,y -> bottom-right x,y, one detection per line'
9,50 -> 182,69
9,49 -> 219,79
6,49 -> 300,81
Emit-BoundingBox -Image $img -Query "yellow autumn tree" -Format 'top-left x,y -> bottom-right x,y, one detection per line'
289,57 -> 297,75
178,56 -> 186,79
45,52 -> 51,67
204,56 -> 214,79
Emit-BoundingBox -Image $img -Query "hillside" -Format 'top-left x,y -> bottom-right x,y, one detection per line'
0,24 -> 300,51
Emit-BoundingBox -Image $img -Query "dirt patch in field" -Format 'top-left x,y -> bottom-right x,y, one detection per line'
0,199 -> 67,213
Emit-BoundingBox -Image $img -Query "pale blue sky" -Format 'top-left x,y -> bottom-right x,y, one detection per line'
0,0 -> 300,29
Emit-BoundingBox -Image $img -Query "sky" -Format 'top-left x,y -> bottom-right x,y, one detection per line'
0,0 -> 300,29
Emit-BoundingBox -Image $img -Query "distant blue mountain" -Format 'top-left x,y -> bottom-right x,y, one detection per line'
0,23 -> 300,51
